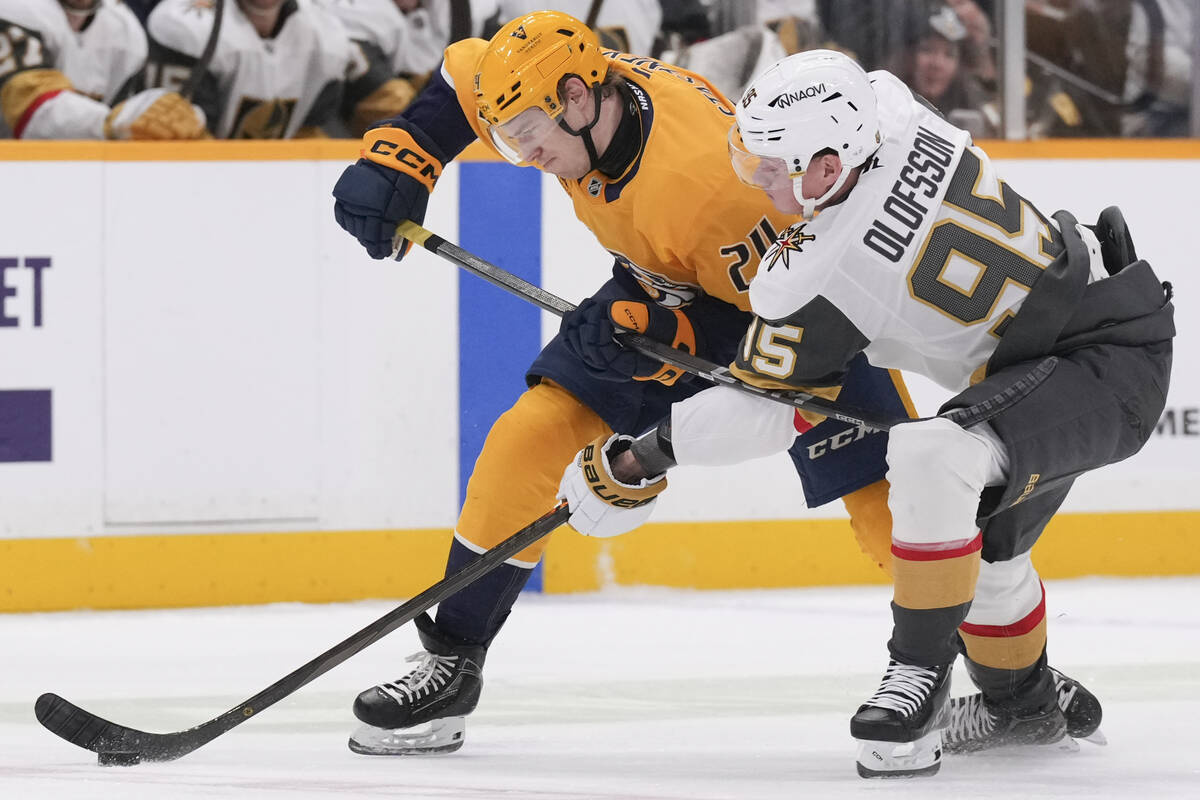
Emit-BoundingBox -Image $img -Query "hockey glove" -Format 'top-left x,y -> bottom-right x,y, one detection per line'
561,298 -> 697,385
557,433 -> 667,538
332,120 -> 445,260
104,89 -> 207,140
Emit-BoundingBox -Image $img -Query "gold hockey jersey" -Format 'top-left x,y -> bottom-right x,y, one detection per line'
441,39 -> 798,312
0,0 -> 146,138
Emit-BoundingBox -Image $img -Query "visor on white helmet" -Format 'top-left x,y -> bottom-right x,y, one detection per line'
728,125 -> 803,190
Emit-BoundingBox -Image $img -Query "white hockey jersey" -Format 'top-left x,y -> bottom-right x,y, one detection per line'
498,0 -> 663,57
325,0 -> 420,76
389,0 -> 664,75
146,0 -> 355,138
748,72 -> 1066,392
0,0 -> 147,138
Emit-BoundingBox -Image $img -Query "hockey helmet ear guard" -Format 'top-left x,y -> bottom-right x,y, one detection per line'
734,49 -> 881,217
474,10 -> 608,165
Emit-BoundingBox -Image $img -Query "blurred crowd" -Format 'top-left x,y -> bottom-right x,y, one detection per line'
0,0 -> 1192,141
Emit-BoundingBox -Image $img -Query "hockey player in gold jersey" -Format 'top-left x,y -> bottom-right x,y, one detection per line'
0,0 -> 206,139
331,10 -> 910,756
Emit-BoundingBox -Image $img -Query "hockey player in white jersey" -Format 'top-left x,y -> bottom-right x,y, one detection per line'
146,0 -> 413,138
320,0 -> 428,135
0,0 -> 206,139
557,50 -> 1174,777
379,0 -> 665,76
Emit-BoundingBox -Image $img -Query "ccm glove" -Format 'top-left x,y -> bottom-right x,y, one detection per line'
557,433 -> 668,538
332,121 -> 445,259
561,298 -> 698,385
104,89 -> 207,140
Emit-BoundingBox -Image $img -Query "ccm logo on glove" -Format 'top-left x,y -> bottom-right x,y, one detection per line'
362,129 -> 440,189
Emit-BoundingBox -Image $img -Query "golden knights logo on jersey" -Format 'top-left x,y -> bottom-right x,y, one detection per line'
231,97 -> 298,139
764,222 -> 817,272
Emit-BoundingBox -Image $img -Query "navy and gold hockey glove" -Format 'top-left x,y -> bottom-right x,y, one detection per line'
332,120 -> 445,260
561,298 -> 698,385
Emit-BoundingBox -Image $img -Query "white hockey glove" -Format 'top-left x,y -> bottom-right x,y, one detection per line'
104,89 -> 208,140
557,433 -> 667,538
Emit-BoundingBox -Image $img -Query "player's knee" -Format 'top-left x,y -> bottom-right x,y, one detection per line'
458,381 -> 610,555
886,417 -> 994,497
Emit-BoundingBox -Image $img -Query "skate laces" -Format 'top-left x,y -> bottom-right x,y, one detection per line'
380,650 -> 459,703
1052,670 -> 1078,713
945,693 -> 996,743
866,661 -> 942,718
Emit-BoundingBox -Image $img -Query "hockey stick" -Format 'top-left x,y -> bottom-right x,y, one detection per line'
394,220 -> 1058,431
35,503 -> 571,765
180,0 -> 225,102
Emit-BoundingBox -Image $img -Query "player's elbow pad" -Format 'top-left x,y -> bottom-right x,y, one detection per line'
669,386 -> 798,467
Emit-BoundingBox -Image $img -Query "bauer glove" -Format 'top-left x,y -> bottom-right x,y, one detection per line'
332,120 -> 445,260
561,298 -> 698,385
557,433 -> 667,538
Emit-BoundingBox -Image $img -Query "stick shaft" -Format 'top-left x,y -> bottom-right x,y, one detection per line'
396,220 -> 904,430
36,504 -> 570,762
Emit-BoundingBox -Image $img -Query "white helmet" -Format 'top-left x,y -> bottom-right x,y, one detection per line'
730,50 -> 880,218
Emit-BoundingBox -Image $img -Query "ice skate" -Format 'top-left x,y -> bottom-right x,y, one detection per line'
348,612 -> 485,756
851,659 -> 952,778
944,667 -> 1104,754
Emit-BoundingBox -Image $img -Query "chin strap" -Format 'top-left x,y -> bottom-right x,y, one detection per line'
794,165 -> 854,219
557,85 -> 605,173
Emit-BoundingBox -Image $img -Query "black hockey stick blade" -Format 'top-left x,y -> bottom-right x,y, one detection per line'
36,503 -> 571,764
180,0 -> 224,102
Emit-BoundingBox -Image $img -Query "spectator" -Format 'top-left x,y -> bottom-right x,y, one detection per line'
1123,0 -> 1191,136
893,4 -> 996,136
816,0 -> 926,69
1022,0 -> 1129,137
0,0 -> 205,140
145,0 -> 412,138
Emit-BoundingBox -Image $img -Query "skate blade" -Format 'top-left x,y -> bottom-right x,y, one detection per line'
855,730 -> 942,778
1081,728 -> 1107,746
348,717 -> 466,756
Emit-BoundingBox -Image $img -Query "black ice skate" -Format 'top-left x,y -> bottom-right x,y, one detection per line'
944,667 -> 1105,754
851,659 -> 953,778
348,612 -> 486,756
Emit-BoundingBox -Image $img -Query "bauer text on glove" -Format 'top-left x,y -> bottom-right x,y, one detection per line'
557,433 -> 668,537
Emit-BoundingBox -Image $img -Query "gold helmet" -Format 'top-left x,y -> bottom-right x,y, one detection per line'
474,11 -> 609,164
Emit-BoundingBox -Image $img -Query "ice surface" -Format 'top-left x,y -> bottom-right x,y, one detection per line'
2,577 -> 1198,798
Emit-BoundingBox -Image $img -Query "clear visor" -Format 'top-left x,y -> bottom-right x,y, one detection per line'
727,125 -> 801,190
487,107 -> 561,166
